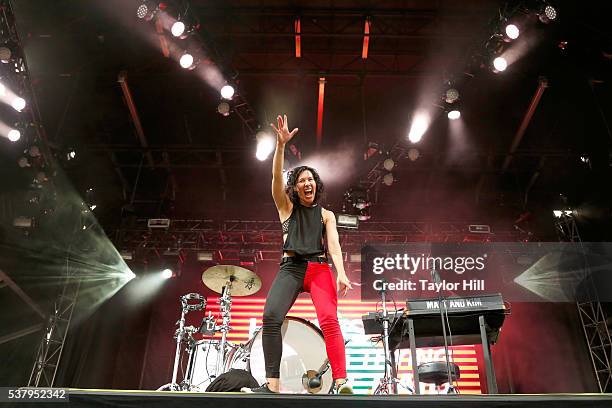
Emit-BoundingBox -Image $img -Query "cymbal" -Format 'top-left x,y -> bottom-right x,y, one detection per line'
202,265 -> 262,296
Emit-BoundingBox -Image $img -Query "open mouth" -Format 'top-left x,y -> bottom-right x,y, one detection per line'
304,187 -> 313,198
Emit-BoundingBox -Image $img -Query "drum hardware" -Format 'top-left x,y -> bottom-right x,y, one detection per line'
158,293 -> 206,391
374,280 -> 401,395
303,338 -> 350,394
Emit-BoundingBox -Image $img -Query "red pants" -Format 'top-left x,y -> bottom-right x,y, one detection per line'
262,258 -> 347,380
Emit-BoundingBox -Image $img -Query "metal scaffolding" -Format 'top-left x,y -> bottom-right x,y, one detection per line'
554,214 -> 612,392
28,263 -> 80,388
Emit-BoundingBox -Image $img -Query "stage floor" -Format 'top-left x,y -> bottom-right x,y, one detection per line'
7,389 -> 612,408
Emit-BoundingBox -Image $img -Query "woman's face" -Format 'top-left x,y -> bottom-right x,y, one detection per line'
294,170 -> 316,206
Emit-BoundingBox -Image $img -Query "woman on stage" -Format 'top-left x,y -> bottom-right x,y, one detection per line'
242,115 -> 353,394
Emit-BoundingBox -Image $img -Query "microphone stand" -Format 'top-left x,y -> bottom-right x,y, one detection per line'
374,279 -> 398,395
432,268 -> 457,394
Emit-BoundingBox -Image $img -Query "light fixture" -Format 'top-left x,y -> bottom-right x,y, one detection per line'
0,45 -> 12,63
504,23 -> 520,41
337,214 -> 359,229
161,269 -> 174,279
11,96 -> 26,112
171,21 -> 186,38
383,158 -> 395,171
447,110 -> 461,120
444,87 -> 460,104
217,101 -> 230,116
492,56 -> 508,73
137,0 -> 158,21
179,52 -> 195,69
220,84 -> 235,100
383,172 -> 394,186
255,131 -> 275,161
538,4 -> 557,24
7,128 -> 20,142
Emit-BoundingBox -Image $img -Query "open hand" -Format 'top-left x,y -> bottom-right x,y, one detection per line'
337,274 -> 353,296
270,114 -> 298,145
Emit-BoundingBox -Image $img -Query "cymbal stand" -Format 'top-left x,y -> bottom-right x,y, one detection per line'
214,281 -> 233,378
374,285 -> 400,395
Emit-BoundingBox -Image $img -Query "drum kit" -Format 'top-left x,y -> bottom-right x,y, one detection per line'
157,265 -> 334,394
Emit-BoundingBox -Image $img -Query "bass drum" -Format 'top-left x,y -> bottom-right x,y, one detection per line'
187,340 -> 237,391
228,316 -> 333,394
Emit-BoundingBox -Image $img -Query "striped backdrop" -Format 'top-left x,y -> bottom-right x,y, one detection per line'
201,296 -> 483,394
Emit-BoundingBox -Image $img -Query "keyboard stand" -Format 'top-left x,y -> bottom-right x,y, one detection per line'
406,314 -> 499,394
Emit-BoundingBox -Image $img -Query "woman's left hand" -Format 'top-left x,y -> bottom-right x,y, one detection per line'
336,274 -> 353,296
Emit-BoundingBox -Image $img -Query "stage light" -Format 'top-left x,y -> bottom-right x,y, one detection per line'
505,24 -> 520,40
220,84 -> 235,100
493,56 -> 507,73
179,52 -> 195,69
447,110 -> 461,120
171,21 -> 186,37
137,1 -> 158,21
0,46 -> 12,63
8,129 -> 20,141
408,112 -> 430,143
538,4 -> 557,24
337,214 -> 359,229
17,156 -> 30,168
13,216 -> 33,228
383,158 -> 395,171
256,131 -> 275,161
12,97 -> 26,112
217,101 -> 230,116
383,173 -> 394,186
162,269 -> 174,279
66,148 -> 76,160
445,88 -> 460,104
408,148 -> 420,161
358,207 -> 371,221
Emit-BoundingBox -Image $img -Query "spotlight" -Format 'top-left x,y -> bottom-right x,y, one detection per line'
17,156 -> 30,168
137,0 -> 158,21
408,112 -> 430,143
492,56 -> 507,73
383,158 -> 395,171
171,21 -> 186,38
13,216 -> 33,228
444,88 -> 460,104
217,101 -> 230,116
0,46 -> 12,63
162,269 -> 174,279
220,84 -> 235,100
11,97 -> 26,112
538,4 -> 557,24
383,172 -> 394,186
255,131 -> 275,161
504,24 -> 520,41
407,148 -> 420,162
28,145 -> 41,157
447,110 -> 461,120
66,148 -> 76,160
179,52 -> 195,69
8,129 -> 20,142
358,207 -> 371,221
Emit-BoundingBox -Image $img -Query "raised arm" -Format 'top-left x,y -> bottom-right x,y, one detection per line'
270,115 -> 298,215
324,209 -> 353,296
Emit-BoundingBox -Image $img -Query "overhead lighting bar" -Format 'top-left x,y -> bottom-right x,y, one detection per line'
362,17 -> 371,59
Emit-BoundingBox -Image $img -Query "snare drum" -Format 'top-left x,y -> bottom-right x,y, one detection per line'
227,316 -> 333,394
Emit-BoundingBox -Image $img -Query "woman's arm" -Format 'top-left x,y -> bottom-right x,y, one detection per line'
270,115 -> 298,216
324,209 -> 353,296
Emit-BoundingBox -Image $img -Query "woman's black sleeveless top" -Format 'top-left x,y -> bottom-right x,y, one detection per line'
282,203 -> 325,256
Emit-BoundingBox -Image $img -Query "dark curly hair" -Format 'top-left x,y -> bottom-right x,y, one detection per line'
285,165 -> 325,205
